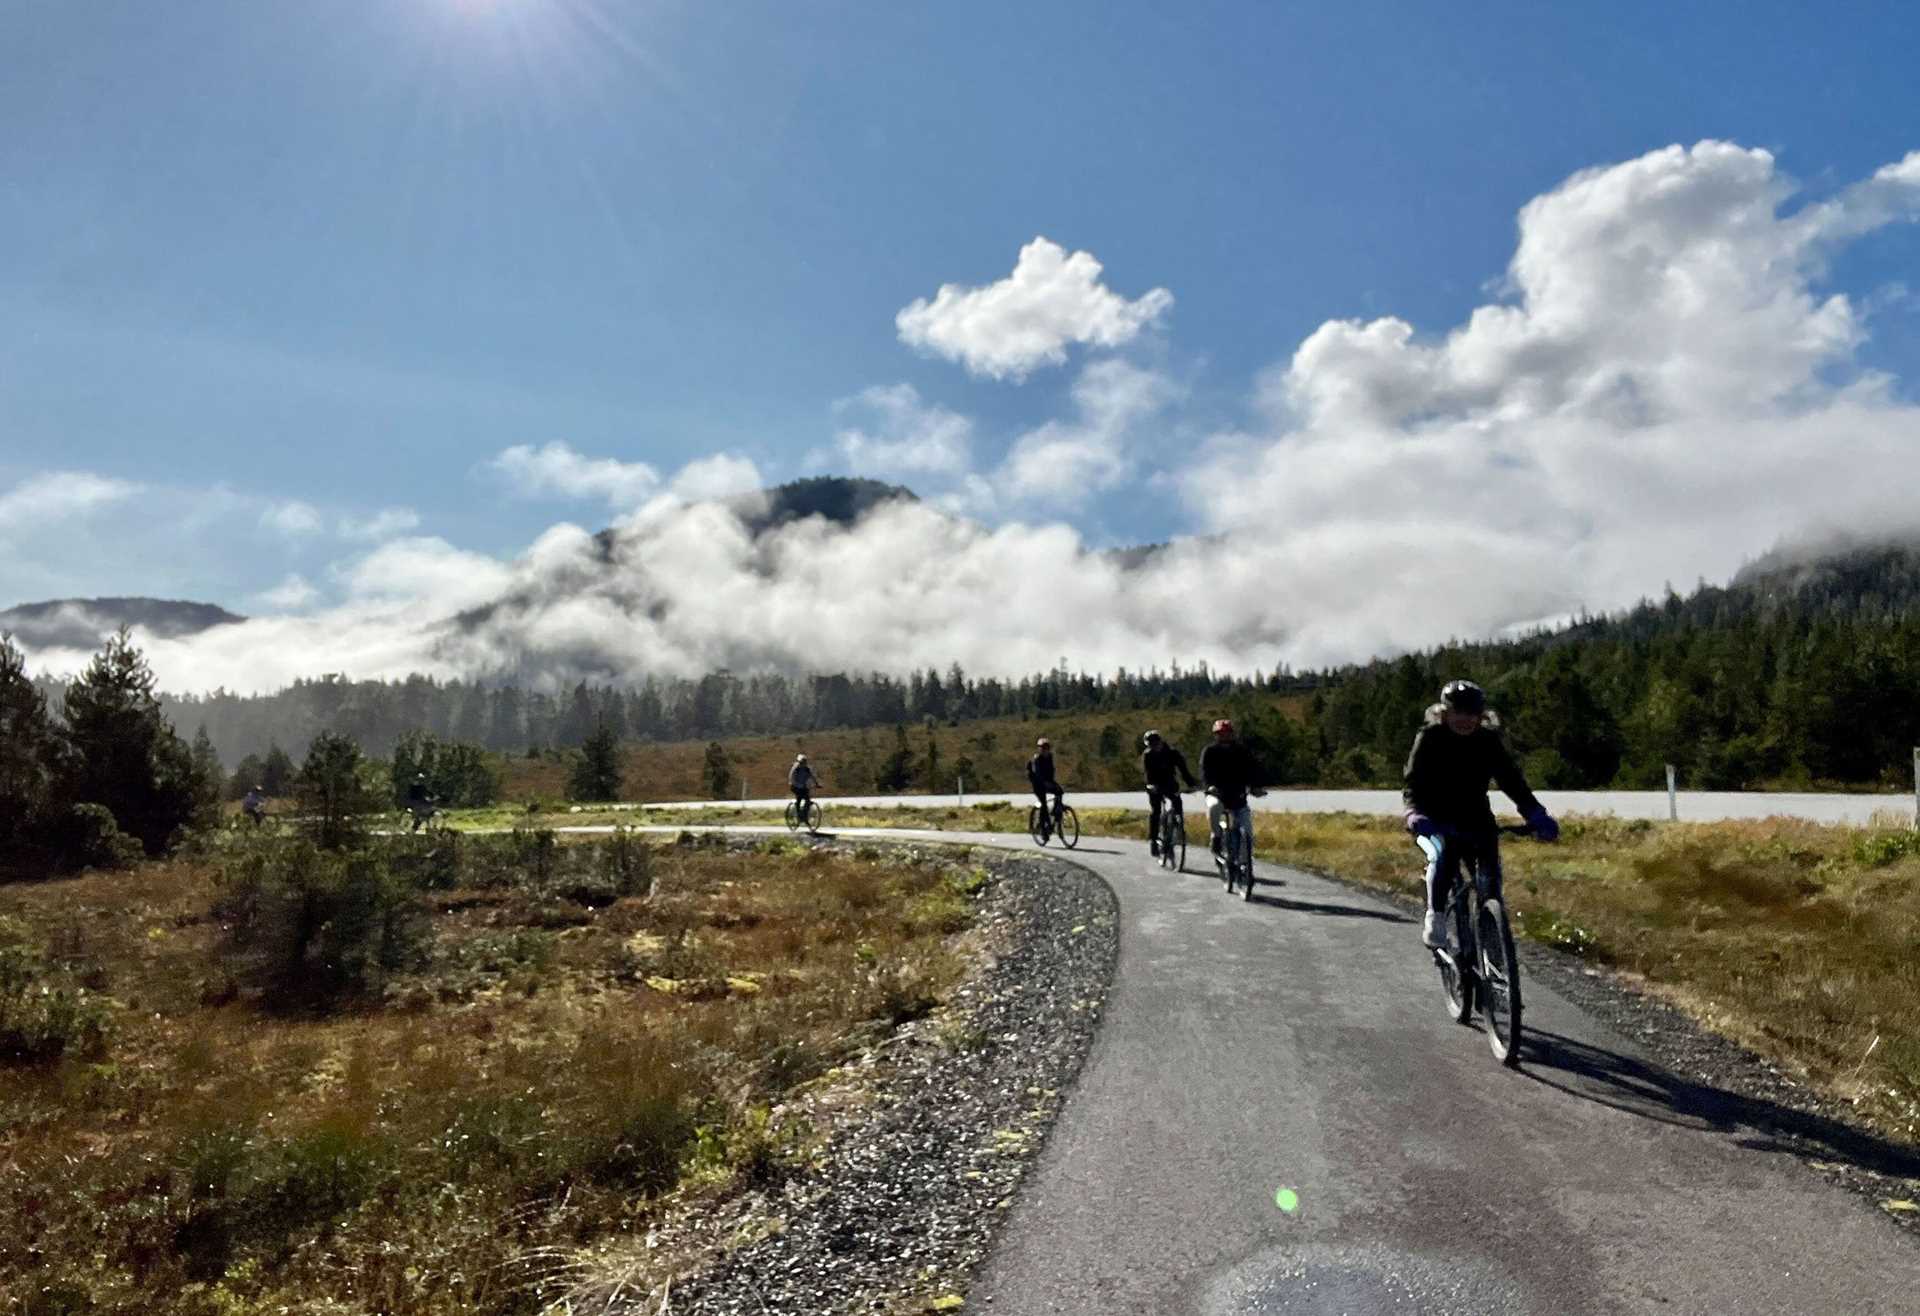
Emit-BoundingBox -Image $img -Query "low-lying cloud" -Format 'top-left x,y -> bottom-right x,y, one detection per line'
12,142 -> 1920,696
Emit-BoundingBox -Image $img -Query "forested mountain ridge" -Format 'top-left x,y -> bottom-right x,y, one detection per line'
0,598 -> 244,652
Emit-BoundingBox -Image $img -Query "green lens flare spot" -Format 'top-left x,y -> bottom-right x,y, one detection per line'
1274,1187 -> 1299,1213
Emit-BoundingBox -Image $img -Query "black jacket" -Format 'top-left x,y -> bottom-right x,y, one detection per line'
1401,706 -> 1541,831
1200,741 -> 1260,807
1027,753 -> 1059,790
1142,744 -> 1197,792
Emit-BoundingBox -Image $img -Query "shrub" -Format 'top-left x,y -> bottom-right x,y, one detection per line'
0,926 -> 115,1065
50,802 -> 144,871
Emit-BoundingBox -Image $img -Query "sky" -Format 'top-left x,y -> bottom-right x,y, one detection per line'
4,1 -> 1920,692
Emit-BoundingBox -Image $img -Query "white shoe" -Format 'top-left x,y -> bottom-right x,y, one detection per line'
1422,911 -> 1446,950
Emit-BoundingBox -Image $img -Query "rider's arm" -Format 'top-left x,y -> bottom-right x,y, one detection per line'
1486,732 -> 1544,821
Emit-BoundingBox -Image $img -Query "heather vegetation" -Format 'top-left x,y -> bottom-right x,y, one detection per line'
0,827 -> 985,1313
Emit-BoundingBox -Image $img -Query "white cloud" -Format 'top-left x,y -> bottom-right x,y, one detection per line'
488,441 -> 662,508
254,574 -> 320,611
338,535 -> 518,610
667,453 -> 763,502
260,500 -> 324,537
830,384 -> 975,478
339,507 -> 422,542
896,237 -> 1173,381
995,358 -> 1176,506
0,471 -> 140,532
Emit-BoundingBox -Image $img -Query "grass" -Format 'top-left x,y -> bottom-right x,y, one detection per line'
589,802 -> 1920,1148
0,830 -> 987,1315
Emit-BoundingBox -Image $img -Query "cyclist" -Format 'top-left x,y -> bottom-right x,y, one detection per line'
1027,738 -> 1065,831
240,784 -> 267,828
1200,719 -> 1265,871
406,772 -> 437,832
1403,679 -> 1559,949
1141,730 -> 1197,857
789,753 -> 818,818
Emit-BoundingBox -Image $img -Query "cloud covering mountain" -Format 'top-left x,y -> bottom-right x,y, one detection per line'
10,142 -> 1920,696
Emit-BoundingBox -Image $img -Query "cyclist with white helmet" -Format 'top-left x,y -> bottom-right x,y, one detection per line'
788,753 -> 819,816
1404,679 -> 1559,949
1141,730 -> 1197,857
1027,738 -> 1065,828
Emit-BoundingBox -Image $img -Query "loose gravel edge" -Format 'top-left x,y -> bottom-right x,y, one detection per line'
573,837 -> 1118,1315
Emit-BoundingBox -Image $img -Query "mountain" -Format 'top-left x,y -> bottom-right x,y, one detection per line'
0,597 -> 245,652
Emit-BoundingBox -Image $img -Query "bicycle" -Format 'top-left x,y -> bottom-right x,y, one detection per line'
1028,799 -> 1079,849
1424,823 -> 1533,1067
1155,792 -> 1186,872
1208,787 -> 1264,899
784,796 -> 822,834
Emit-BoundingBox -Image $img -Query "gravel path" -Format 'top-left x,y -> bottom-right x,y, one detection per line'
612,840 -> 1118,1314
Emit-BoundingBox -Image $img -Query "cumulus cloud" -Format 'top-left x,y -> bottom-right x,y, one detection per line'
996,359 -> 1176,506
667,453 -> 763,502
0,471 -> 140,532
829,384 -> 975,479
488,441 -> 662,508
896,237 -> 1173,380
254,574 -> 320,611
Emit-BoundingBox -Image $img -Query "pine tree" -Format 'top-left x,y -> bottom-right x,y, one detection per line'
60,629 -> 200,855
703,741 -> 734,799
0,634 -> 66,857
568,720 -> 624,802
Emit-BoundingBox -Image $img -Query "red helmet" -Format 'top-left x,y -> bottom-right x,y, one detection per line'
1212,718 -> 1233,735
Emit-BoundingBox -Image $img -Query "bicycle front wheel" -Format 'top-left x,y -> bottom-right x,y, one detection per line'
1057,807 -> 1079,849
1164,815 -> 1185,871
803,799 -> 822,833
1479,898 -> 1524,1066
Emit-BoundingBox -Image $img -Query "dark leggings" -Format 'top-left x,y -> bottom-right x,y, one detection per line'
1033,785 -> 1063,819
1146,787 -> 1183,840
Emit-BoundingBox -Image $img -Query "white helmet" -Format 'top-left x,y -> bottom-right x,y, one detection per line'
795,753 -> 807,763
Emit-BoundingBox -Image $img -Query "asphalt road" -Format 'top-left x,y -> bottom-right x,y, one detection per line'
618,822 -> 1920,1314
640,788 -> 1919,826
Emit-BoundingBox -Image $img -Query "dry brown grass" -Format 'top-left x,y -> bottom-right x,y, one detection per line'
0,835 -> 984,1315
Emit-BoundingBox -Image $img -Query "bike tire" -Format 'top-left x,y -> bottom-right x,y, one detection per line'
784,802 -> 800,832
1167,816 -> 1185,871
1057,806 -> 1079,849
1241,848 -> 1256,900
1028,806 -> 1048,847
803,800 -> 822,833
1479,898 -> 1524,1066
1437,893 -> 1473,1024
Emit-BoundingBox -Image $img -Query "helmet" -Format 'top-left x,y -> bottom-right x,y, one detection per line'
795,753 -> 807,763
1142,730 -> 1161,747
1036,738 -> 1051,749
415,772 -> 427,781
1212,718 -> 1233,735
1440,679 -> 1487,714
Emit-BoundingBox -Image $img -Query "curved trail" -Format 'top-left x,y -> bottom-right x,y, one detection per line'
606,824 -> 1920,1313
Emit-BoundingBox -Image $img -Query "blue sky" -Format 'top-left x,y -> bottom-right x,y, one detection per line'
4,2 -> 1920,688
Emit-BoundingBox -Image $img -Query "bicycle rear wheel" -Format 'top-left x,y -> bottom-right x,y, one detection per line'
1479,898 -> 1524,1066
1057,806 -> 1079,849
1028,806 -> 1048,846
1164,814 -> 1185,871
784,801 -> 800,832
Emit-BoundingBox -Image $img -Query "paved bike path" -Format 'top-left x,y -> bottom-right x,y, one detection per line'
614,824 -> 1920,1313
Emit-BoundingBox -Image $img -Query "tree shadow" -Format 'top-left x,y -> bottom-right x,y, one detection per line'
1521,1028 -> 1920,1179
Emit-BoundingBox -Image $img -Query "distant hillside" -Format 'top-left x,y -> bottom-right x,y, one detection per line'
0,597 -> 243,651
732,476 -> 918,535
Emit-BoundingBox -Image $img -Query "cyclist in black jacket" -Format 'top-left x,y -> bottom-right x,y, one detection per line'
1404,680 -> 1559,948
1141,730 -> 1197,856
1027,738 -> 1065,826
1200,718 -> 1264,869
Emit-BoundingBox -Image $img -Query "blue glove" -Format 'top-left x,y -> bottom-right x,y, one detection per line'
1524,806 -> 1559,843
1405,811 -> 1441,838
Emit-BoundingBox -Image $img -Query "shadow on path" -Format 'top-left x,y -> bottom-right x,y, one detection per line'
1523,1029 -> 1920,1180
1245,887 -> 1413,922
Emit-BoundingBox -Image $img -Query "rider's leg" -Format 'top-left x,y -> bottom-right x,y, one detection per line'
1233,804 -> 1255,870
1147,788 -> 1164,850
1416,833 -> 1461,947
1207,797 -> 1225,854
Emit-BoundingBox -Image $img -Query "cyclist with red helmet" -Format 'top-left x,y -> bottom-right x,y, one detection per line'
1404,679 -> 1559,949
1200,718 -> 1265,871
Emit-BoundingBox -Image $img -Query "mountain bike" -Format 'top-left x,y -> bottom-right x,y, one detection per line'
1156,793 -> 1186,872
1208,788 -> 1262,898
785,796 -> 822,833
1425,823 -> 1533,1066
1028,799 -> 1079,849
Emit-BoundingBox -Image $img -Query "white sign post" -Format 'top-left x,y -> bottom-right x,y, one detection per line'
958,775 -> 965,806
1912,748 -> 1919,830
1665,763 -> 1678,822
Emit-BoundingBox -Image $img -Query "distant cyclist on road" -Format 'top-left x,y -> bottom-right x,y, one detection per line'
1141,730 -> 1197,857
789,753 -> 819,816
406,772 -> 437,832
1403,679 -> 1559,949
1200,719 -> 1265,870
1027,738 -> 1065,828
